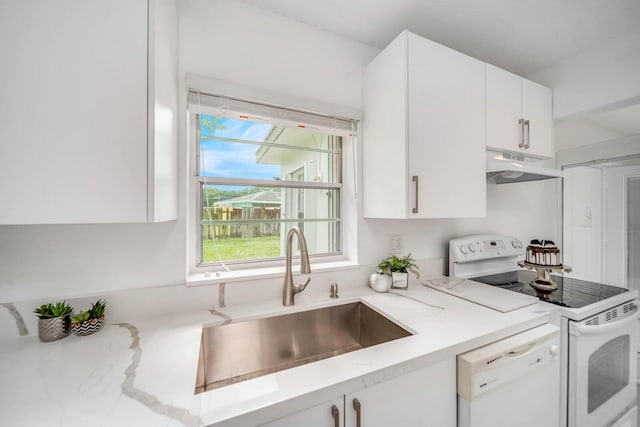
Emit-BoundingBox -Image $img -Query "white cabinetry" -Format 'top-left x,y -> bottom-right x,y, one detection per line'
486,64 -> 553,159
345,358 -> 456,427
0,0 -> 177,224
363,31 -> 486,219
264,358 -> 456,427
260,397 -> 344,427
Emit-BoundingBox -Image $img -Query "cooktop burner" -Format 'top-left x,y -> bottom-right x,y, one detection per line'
470,270 -> 628,308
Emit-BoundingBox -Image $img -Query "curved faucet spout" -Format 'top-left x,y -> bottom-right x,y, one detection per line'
283,227 -> 312,306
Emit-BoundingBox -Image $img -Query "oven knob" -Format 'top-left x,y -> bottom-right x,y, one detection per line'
460,245 -> 469,255
468,244 -> 477,253
517,241 -> 523,248
549,344 -> 559,357
512,240 -> 518,248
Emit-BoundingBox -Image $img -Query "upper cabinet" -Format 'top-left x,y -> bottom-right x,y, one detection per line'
363,31 -> 486,219
486,64 -> 554,158
0,0 -> 177,224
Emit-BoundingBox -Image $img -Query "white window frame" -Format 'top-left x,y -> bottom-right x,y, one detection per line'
187,86 -> 359,277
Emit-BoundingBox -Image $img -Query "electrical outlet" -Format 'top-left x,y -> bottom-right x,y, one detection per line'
390,234 -> 403,253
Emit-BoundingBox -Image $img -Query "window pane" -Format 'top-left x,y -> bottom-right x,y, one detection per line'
198,114 -> 340,184
201,185 -> 339,263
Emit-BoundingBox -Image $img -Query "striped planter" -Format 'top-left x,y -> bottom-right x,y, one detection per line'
71,316 -> 105,336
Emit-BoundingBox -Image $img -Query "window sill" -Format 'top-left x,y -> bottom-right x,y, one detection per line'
186,260 -> 361,287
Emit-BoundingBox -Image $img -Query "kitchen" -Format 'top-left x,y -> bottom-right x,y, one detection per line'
0,0 -> 639,426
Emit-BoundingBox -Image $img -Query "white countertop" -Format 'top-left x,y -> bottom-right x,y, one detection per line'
0,281 -> 557,427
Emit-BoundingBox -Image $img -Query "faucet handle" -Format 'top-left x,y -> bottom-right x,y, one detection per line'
295,277 -> 311,294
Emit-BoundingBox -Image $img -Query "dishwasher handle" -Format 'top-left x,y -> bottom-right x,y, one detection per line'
503,342 -> 537,359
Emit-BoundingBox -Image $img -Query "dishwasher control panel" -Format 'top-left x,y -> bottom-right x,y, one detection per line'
457,323 -> 560,401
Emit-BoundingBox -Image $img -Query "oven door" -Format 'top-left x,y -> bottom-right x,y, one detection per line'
568,302 -> 638,427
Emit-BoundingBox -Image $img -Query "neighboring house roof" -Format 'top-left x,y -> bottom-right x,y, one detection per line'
214,191 -> 281,207
255,125 -> 284,165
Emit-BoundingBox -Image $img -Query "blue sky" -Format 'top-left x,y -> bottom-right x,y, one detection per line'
199,115 -> 281,180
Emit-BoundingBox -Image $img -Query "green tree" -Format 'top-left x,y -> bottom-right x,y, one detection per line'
200,115 -> 227,136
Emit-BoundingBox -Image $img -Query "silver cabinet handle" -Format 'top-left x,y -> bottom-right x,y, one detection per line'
353,398 -> 361,427
524,119 -> 530,149
518,118 -> 525,148
412,176 -> 419,214
331,404 -> 339,427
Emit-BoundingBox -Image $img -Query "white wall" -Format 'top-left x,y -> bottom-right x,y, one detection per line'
0,0 -> 558,305
528,28 -> 640,120
554,120 -> 625,152
562,166 -> 603,283
360,180 -> 558,274
0,222 -> 187,302
179,0 -> 378,111
604,165 -> 640,288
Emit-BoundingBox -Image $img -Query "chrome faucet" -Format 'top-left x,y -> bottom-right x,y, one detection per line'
283,226 -> 311,306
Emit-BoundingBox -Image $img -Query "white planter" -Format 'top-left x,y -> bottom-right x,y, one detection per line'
391,272 -> 409,290
369,273 -> 392,292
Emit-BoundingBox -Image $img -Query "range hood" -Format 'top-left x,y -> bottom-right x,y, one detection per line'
486,151 -> 563,184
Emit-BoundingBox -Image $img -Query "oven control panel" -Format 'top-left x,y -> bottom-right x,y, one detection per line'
450,235 -> 524,263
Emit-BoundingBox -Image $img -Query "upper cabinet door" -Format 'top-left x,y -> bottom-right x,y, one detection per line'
407,33 -> 486,218
486,64 -> 523,154
486,63 -> 554,159
0,0 -> 177,224
522,79 -> 554,158
362,32 -> 409,219
363,31 -> 486,219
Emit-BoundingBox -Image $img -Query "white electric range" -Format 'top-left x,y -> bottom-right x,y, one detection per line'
445,235 -> 639,427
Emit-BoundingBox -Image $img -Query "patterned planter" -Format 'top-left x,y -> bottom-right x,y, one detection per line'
71,316 -> 105,336
390,272 -> 409,290
38,315 -> 71,342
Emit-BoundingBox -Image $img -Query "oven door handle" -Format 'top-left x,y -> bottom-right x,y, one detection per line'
571,307 -> 638,336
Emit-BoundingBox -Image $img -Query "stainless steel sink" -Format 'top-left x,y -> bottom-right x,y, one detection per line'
195,302 -> 412,393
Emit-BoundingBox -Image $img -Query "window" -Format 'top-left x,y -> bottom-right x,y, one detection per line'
188,91 -> 356,267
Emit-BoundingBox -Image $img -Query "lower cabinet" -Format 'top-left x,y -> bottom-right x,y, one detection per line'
262,358 -> 456,427
260,397 -> 345,427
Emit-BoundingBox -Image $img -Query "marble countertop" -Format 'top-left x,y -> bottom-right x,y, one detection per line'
0,281 -> 557,427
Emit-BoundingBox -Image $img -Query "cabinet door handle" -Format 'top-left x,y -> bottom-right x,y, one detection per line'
331,404 -> 340,427
412,176 -> 419,214
518,118 -> 526,148
524,119 -> 530,149
353,398 -> 361,427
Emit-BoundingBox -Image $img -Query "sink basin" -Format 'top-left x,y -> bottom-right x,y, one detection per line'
195,302 -> 412,393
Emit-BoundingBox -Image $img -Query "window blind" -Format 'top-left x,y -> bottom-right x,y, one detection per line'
188,90 -> 357,138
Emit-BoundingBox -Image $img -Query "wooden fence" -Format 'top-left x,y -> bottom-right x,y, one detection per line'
202,207 -> 281,239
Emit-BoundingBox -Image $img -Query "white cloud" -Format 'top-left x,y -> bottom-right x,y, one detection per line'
241,123 -> 272,141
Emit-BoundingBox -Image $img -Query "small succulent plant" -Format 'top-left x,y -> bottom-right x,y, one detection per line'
34,301 -> 73,319
72,299 -> 106,324
377,254 -> 420,278
72,311 -> 91,324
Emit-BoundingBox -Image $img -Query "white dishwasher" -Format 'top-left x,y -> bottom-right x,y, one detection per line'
458,323 -> 561,427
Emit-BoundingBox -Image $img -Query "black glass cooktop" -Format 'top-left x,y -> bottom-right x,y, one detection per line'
471,270 -> 628,308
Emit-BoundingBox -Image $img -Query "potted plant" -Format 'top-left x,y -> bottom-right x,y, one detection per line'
34,301 -> 73,342
71,299 -> 106,336
377,254 -> 420,290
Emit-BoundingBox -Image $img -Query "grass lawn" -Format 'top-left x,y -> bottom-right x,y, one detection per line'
203,235 -> 280,262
